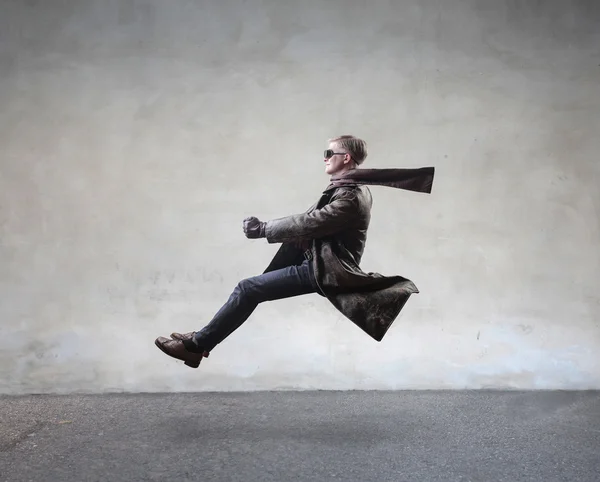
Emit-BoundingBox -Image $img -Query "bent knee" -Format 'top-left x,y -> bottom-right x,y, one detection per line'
236,277 -> 258,296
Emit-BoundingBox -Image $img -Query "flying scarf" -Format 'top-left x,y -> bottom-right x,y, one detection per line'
328,166 -> 435,194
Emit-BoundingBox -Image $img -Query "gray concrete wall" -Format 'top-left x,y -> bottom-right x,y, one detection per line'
1,0 -> 599,394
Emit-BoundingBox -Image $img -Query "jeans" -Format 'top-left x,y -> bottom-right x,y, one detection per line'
194,259 -> 322,351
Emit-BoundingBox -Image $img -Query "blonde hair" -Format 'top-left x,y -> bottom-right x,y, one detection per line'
328,135 -> 368,165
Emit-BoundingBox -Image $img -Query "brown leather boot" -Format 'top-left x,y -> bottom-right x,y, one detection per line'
154,336 -> 209,368
170,331 -> 195,341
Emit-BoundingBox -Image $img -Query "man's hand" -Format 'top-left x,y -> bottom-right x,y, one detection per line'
243,216 -> 266,239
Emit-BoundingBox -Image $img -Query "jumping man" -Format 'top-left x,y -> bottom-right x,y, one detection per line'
155,135 -> 434,368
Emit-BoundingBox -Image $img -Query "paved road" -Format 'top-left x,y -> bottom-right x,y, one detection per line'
1,391 -> 599,481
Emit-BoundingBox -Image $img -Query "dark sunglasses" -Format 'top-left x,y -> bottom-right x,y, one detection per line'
324,149 -> 347,159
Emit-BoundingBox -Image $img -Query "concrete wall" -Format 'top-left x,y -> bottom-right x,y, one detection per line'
1,0 -> 599,394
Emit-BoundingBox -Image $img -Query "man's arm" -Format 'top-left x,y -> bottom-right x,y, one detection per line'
263,189 -> 359,244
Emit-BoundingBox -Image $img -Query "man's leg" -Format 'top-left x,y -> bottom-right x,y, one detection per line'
155,259 -> 320,366
192,259 -> 320,351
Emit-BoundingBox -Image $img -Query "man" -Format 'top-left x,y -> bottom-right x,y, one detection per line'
155,135 -> 434,368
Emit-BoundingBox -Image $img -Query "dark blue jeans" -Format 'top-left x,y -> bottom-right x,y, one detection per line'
193,259 -> 322,351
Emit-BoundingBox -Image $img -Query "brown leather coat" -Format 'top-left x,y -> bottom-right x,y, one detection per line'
263,183 -> 419,342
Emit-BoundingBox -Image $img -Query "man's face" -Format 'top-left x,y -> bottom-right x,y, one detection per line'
324,142 -> 351,175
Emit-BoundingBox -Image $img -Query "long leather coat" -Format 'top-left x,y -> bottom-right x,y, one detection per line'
263,183 -> 419,342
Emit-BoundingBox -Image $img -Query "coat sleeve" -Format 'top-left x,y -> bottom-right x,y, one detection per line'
264,188 -> 359,244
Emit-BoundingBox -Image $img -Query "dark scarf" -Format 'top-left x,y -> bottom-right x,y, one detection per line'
327,166 -> 435,194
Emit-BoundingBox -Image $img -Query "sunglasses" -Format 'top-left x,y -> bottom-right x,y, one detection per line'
324,149 -> 347,159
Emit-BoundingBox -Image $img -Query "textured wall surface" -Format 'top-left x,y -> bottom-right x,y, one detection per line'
1,0 -> 599,394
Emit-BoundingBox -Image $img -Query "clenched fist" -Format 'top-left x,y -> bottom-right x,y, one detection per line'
243,216 -> 266,239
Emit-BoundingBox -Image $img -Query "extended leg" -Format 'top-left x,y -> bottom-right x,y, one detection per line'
155,259 -> 320,367
193,259 -> 319,351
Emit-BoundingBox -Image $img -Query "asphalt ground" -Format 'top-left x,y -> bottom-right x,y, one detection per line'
1,390 -> 599,481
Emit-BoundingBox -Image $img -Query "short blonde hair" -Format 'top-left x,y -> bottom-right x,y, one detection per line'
328,135 -> 368,165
